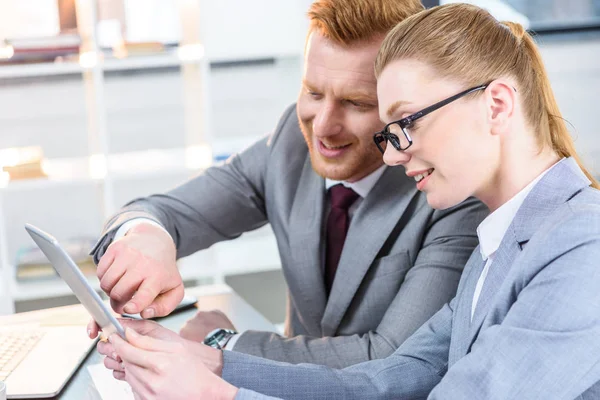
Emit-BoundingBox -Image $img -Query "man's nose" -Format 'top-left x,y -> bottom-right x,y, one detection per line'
383,143 -> 411,166
313,103 -> 342,137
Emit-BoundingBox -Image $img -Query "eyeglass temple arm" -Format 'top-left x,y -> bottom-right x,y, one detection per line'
404,84 -> 489,125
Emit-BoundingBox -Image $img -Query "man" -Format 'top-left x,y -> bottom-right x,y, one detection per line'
89,0 -> 486,368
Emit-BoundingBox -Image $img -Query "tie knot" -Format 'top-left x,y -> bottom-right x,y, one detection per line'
329,184 -> 359,210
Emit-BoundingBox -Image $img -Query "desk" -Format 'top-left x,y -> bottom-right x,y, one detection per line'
0,284 -> 276,399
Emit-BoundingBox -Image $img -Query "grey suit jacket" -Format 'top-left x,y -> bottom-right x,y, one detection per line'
223,157 -> 600,399
91,104 -> 486,368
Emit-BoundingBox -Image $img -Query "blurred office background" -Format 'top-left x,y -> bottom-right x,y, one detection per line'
0,0 -> 598,329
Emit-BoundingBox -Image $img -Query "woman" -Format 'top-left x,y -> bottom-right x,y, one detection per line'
96,3 -> 600,399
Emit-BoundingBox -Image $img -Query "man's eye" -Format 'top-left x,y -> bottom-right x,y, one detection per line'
347,100 -> 373,109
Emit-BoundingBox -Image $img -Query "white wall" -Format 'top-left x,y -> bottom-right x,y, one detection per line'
199,0 -> 308,61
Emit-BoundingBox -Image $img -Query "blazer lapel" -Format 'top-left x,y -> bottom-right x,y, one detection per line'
287,157 -> 327,337
321,166 -> 419,335
467,235 -> 520,345
512,157 -> 591,244
449,248 -> 486,362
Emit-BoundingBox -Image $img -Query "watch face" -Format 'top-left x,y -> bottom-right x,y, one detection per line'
203,329 -> 236,349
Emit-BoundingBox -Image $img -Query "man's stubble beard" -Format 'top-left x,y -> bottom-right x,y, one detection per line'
298,118 -> 383,182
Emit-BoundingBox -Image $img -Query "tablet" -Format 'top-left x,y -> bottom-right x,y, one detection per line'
24,223 -> 126,340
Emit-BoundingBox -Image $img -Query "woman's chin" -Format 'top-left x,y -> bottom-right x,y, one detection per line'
426,192 -> 461,210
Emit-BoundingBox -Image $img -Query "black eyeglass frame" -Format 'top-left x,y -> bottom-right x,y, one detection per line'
373,84 -> 489,154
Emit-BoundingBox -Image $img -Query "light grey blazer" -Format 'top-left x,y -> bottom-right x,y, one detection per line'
91,104 -> 486,368
224,157 -> 600,400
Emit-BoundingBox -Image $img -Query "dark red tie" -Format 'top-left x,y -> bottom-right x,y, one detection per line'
325,184 -> 360,295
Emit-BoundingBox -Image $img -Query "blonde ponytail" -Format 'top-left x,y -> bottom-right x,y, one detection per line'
518,28 -> 599,188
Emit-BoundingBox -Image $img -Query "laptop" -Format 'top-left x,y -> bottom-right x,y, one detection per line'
0,225 -> 103,399
0,324 -> 95,399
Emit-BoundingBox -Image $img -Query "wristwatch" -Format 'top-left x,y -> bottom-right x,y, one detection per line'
203,328 -> 237,350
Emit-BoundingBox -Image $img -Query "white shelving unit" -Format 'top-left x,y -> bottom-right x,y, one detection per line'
0,0 -> 287,315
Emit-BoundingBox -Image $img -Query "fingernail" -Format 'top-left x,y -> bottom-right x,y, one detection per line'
120,362 -> 125,371
143,308 -> 155,318
112,352 -> 118,360
123,303 -> 135,314
87,329 -> 91,337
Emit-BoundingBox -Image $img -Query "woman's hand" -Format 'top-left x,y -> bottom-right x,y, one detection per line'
97,319 -> 237,399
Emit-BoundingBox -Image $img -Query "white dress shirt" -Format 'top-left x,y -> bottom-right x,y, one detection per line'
325,164 -> 387,219
471,160 -> 561,320
114,218 -> 170,241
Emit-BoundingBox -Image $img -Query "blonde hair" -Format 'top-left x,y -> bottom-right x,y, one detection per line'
375,3 -> 599,188
307,0 -> 424,46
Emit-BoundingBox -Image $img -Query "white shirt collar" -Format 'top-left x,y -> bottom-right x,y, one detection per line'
325,164 -> 387,199
477,160 -> 562,261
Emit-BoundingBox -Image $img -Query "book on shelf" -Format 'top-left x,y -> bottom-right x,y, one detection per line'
2,160 -> 47,181
0,34 -> 81,64
0,49 -> 79,64
111,40 -> 167,58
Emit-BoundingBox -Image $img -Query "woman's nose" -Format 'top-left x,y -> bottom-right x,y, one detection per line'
382,144 -> 411,166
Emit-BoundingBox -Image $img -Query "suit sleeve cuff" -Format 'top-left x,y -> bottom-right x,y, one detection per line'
114,218 -> 171,241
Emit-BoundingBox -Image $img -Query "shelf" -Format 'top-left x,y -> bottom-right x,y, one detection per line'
0,61 -> 84,79
0,148 -> 203,192
0,175 -> 100,192
0,48 -> 205,80
10,229 -> 280,302
0,137 -> 262,192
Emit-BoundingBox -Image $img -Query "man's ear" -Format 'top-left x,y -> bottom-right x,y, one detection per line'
485,80 -> 517,136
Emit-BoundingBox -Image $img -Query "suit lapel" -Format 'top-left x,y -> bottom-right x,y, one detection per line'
287,157 -> 327,337
512,157 -> 590,244
450,248 -> 486,362
467,234 -> 520,345
321,166 -> 419,335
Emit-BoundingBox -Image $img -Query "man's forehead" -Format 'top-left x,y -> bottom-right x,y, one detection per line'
305,31 -> 381,77
303,68 -> 378,101
304,61 -> 376,84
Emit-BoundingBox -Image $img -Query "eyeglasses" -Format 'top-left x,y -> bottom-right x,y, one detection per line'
373,84 -> 488,154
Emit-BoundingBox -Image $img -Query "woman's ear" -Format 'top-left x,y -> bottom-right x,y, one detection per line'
485,80 -> 517,136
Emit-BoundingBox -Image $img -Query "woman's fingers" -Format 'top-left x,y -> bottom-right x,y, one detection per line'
123,326 -> 176,352
122,360 -> 155,399
104,356 -> 125,372
110,331 -> 156,368
113,370 -> 126,381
